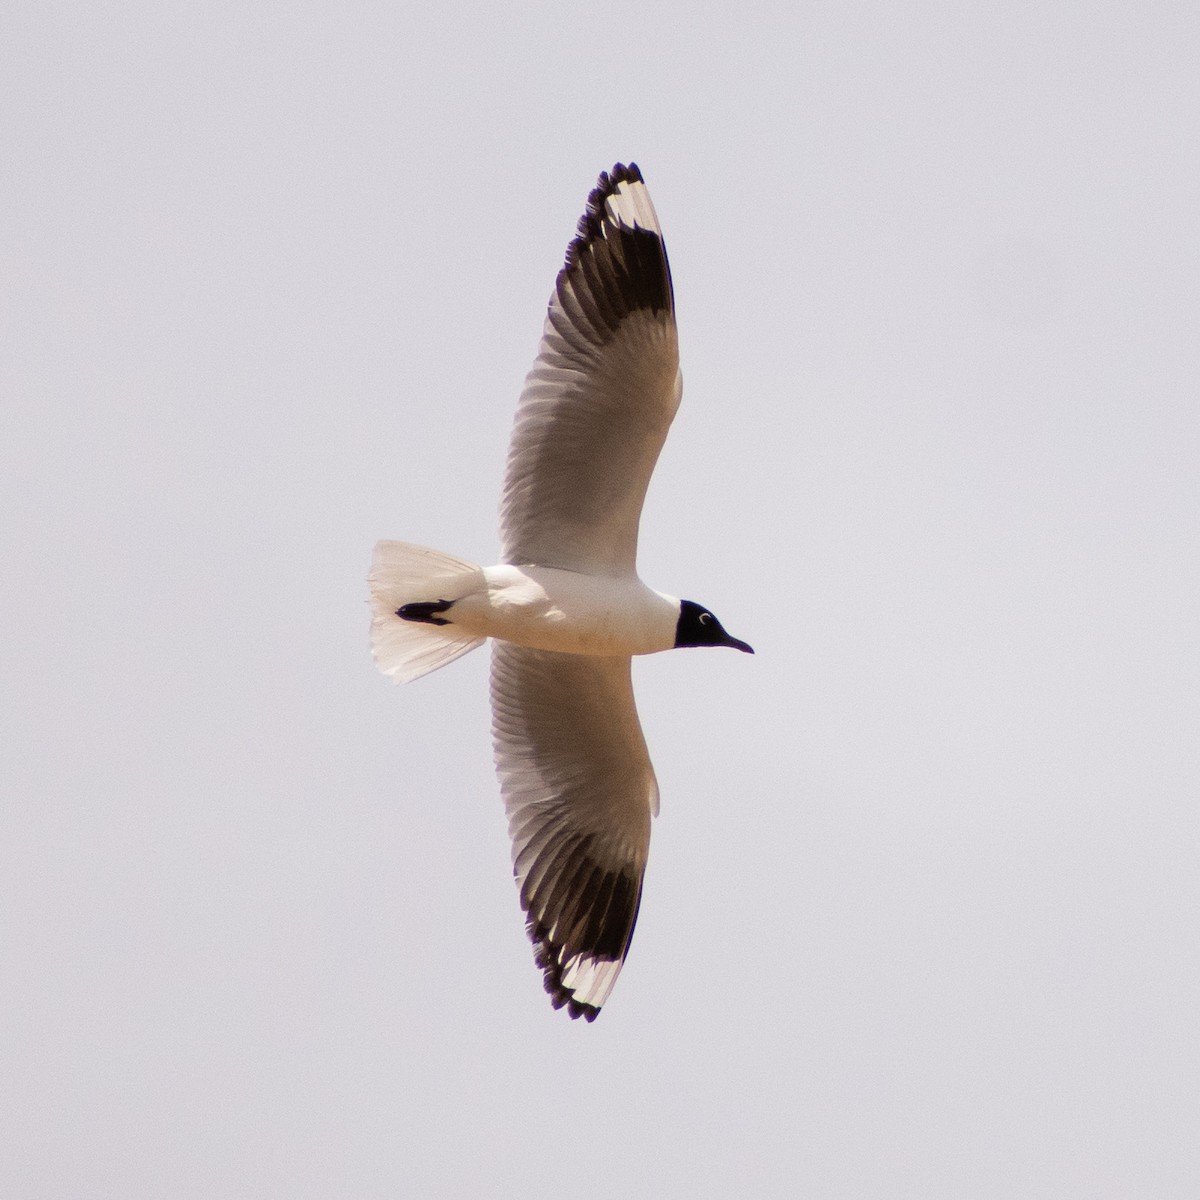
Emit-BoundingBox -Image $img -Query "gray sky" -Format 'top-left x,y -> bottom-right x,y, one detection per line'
4,2 -> 1200,1196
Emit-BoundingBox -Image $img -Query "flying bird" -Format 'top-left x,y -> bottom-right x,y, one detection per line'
369,163 -> 752,1021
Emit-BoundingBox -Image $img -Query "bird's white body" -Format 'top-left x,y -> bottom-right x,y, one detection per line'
448,566 -> 680,658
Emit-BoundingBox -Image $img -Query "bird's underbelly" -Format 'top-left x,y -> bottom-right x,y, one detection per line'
448,565 -> 678,657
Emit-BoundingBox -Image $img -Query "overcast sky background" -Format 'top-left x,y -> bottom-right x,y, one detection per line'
4,3 -> 1200,1197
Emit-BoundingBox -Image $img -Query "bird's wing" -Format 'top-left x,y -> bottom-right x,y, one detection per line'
491,642 -> 659,1020
500,163 -> 681,576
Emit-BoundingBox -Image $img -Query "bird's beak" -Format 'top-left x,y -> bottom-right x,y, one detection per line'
724,634 -> 754,654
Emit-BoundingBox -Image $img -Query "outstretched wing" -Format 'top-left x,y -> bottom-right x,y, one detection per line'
490,643 -> 659,1020
500,163 -> 681,576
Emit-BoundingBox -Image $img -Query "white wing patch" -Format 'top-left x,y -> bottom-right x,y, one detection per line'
605,176 -> 662,234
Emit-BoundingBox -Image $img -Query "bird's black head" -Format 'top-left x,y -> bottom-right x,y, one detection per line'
674,600 -> 754,654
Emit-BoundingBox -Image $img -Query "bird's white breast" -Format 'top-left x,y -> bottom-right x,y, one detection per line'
450,565 -> 679,657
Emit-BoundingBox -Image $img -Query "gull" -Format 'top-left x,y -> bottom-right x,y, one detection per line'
369,163 -> 752,1021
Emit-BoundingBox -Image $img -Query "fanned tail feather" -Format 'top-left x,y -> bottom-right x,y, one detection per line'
368,541 -> 485,683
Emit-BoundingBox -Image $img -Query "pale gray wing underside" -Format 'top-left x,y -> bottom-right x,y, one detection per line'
490,642 -> 659,1020
500,165 -> 681,576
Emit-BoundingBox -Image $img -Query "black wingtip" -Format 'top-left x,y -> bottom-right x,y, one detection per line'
557,162 -> 673,323
529,916 -> 603,1021
580,163 -> 644,230
564,162 -> 649,271
570,998 -> 601,1023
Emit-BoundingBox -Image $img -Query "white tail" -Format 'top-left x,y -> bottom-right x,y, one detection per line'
368,541 -> 486,683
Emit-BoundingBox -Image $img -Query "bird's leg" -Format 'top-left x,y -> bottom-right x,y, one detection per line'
397,599 -> 455,626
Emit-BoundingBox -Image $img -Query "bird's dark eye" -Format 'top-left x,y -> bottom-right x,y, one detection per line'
699,612 -> 712,625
